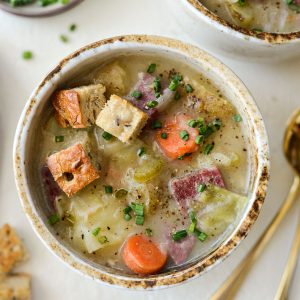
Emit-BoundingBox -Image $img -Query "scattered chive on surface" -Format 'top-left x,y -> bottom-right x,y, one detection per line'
48,214 -> 60,225
151,120 -> 162,129
204,144 -> 214,155
102,131 -> 113,140
172,230 -> 188,241
233,114 -> 243,122
145,100 -> 158,109
104,185 -> 113,194
153,78 -> 161,93
145,228 -> 153,237
197,184 -> 206,193
195,135 -> 204,145
92,227 -> 101,236
123,206 -> 132,214
135,215 -> 144,225
69,23 -> 77,32
147,63 -> 156,74
185,84 -> 193,93
124,214 -> 132,221
137,147 -> 145,157
179,130 -> 189,141
55,135 -> 64,143
174,91 -> 181,100
98,236 -> 108,244
160,132 -> 168,139
131,90 -> 142,100
60,34 -> 68,43
169,79 -> 179,91
22,51 -> 33,60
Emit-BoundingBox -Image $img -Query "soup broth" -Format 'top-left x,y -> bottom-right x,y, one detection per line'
37,55 -> 250,274
200,0 -> 300,33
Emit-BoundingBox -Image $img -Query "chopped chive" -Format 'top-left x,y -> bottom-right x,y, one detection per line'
145,100 -> 158,109
169,79 -> 179,91
104,185 -> 113,194
177,155 -> 184,160
151,120 -> 162,129
124,213 -> 132,221
160,132 -> 168,139
102,131 -> 113,140
189,211 -> 196,221
197,184 -> 206,193
197,231 -> 208,242
115,188 -> 128,198
145,228 -> 153,237
69,23 -> 77,32
174,91 -> 181,100
172,230 -> 188,241
55,135 -> 64,143
92,227 -> 101,236
132,203 -> 144,216
123,206 -> 132,214
179,130 -> 189,141
188,119 -> 198,128
198,123 -> 207,135
22,51 -> 33,60
48,214 -> 60,225
171,74 -> 183,82
98,236 -> 108,244
233,114 -> 242,122
211,118 -> 222,130
188,222 -> 196,233
195,135 -> 204,145
147,63 -> 156,74
153,78 -> 161,93
185,84 -> 194,93
135,215 -> 144,225
204,144 -> 214,155
60,34 -> 68,43
155,92 -> 161,99
137,147 -> 145,157
131,90 -> 142,100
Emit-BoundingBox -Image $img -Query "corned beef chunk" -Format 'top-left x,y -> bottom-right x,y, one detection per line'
166,234 -> 196,265
169,167 -> 225,212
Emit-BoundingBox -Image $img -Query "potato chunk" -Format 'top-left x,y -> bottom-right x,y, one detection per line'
47,144 -> 100,197
96,94 -> 148,143
52,83 -> 106,128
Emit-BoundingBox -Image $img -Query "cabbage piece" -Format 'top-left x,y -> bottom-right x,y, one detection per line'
194,185 -> 247,236
133,155 -> 164,183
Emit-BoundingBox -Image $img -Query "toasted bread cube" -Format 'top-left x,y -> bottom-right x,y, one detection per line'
95,62 -> 127,96
96,94 -> 148,143
52,83 -> 106,128
47,144 -> 100,197
0,273 -> 31,300
0,225 -> 27,275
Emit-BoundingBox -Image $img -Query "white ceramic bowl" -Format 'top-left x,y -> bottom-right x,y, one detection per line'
169,0 -> 300,61
13,35 -> 269,289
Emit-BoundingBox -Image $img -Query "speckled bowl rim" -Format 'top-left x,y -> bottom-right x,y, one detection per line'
13,34 -> 270,290
186,0 -> 300,44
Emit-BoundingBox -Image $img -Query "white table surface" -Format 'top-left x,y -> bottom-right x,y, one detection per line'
1,0 -> 300,299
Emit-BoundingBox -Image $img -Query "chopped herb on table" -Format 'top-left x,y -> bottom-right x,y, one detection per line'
60,34 -> 69,43
69,23 -> 77,32
22,51 -> 33,60
48,214 -> 60,225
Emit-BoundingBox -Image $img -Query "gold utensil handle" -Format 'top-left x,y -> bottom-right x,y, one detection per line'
275,191 -> 300,300
211,176 -> 300,300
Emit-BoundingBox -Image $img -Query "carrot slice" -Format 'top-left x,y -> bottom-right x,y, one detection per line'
156,114 -> 199,159
122,234 -> 167,275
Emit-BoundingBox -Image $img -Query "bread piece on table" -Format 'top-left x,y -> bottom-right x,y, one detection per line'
0,273 -> 31,300
95,62 -> 127,96
0,225 -> 27,276
47,143 -> 100,197
52,83 -> 106,128
96,94 -> 148,143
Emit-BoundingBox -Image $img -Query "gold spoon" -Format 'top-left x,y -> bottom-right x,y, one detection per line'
275,110 -> 300,300
211,109 -> 300,300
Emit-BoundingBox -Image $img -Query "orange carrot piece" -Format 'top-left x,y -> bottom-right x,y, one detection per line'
156,114 -> 199,159
122,234 -> 167,275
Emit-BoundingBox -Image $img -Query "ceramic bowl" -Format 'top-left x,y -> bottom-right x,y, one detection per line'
13,35 -> 269,289
169,0 -> 300,61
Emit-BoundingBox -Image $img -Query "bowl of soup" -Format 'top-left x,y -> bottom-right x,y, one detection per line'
14,35 -> 269,289
169,0 -> 300,61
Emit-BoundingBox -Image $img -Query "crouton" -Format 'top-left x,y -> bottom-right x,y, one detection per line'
0,225 -> 27,276
0,273 -> 31,300
52,83 -> 106,128
96,94 -> 148,143
95,62 -> 127,96
46,143 -> 100,197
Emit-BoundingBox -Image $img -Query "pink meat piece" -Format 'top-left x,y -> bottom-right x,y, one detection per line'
166,234 -> 196,265
41,166 -> 61,210
169,167 -> 225,212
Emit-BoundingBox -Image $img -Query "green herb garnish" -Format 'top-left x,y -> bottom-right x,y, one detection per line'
102,131 -> 113,140
204,144 -> 214,155
179,130 -> 189,141
131,90 -> 142,100
160,132 -> 168,139
147,63 -> 156,74
151,120 -> 162,129
104,185 -> 113,194
48,214 -> 60,225
197,184 -> 206,193
92,227 -> 101,236
172,230 -> 188,241
137,147 -> 145,157
55,135 -> 64,143
22,51 -> 33,60
185,84 -> 194,93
